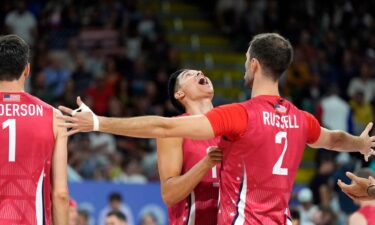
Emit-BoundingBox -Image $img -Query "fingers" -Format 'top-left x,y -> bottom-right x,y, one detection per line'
66,129 -> 80,137
371,136 -> 375,141
364,122 -> 374,135
76,96 -> 83,106
346,171 -> 363,184
337,179 -> 351,190
58,122 -> 78,129
58,105 -> 74,115
56,114 -> 79,123
369,176 -> 375,185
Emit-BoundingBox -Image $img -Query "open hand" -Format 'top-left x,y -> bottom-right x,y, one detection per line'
57,97 -> 96,136
337,171 -> 375,201
359,122 -> 375,161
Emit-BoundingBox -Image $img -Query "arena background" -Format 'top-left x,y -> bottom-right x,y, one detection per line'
1,0 -> 375,224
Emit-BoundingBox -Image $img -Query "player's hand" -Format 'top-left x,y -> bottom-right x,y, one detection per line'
57,97 -> 95,136
359,122 -> 375,161
204,146 -> 222,168
337,172 -> 375,201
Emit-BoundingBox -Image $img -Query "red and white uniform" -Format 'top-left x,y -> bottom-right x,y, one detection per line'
169,115 -> 221,225
357,205 -> 375,225
0,92 -> 55,225
206,95 -> 321,225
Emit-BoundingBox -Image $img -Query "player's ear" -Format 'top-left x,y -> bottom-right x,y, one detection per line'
174,90 -> 185,100
251,58 -> 259,74
23,63 -> 30,78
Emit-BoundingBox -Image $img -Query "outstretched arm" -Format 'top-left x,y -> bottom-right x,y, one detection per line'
308,123 -> 375,161
99,115 -> 215,139
157,137 -> 221,206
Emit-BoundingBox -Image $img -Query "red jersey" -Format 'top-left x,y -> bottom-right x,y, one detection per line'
357,205 -> 375,225
0,92 -> 55,225
169,114 -> 221,225
206,95 -> 321,225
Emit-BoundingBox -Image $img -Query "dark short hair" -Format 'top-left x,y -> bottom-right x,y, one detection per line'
107,210 -> 127,222
109,192 -> 122,202
0,35 -> 29,81
248,33 -> 293,81
168,69 -> 186,113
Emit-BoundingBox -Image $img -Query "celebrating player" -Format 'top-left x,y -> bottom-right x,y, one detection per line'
0,35 -> 69,225
58,33 -> 375,225
159,69 -> 221,225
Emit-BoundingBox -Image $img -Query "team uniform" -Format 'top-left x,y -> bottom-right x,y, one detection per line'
168,114 -> 221,225
0,92 -> 55,225
206,95 -> 321,225
356,205 -> 375,225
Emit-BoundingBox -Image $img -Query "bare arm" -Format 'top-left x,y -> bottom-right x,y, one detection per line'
99,115 -> 215,139
308,123 -> 375,158
348,212 -> 367,225
157,138 -> 221,206
51,109 -> 69,225
58,104 -> 215,139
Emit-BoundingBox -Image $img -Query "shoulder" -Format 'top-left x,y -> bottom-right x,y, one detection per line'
25,93 -> 54,109
348,212 -> 366,225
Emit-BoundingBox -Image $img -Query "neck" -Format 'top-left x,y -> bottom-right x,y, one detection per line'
184,98 -> 213,115
251,74 -> 280,98
0,80 -> 25,92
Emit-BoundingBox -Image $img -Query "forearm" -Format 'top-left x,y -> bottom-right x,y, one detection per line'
162,158 -> 212,206
99,116 -> 170,138
52,190 -> 69,225
327,130 -> 365,152
98,116 -> 214,139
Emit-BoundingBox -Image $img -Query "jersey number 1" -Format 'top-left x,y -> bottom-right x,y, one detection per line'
2,119 -> 16,162
273,131 -> 288,175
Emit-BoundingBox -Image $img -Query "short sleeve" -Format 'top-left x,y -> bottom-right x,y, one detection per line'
302,111 -> 321,144
205,103 -> 248,141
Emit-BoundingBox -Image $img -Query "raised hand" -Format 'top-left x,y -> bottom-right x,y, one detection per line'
337,172 -> 375,201
57,97 -> 96,136
359,122 -> 375,161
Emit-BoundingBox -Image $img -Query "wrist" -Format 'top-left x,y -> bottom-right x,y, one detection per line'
201,157 -> 213,170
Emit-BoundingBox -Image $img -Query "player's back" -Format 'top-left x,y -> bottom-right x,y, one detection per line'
169,114 -> 220,225
218,95 -> 313,225
0,92 -> 55,225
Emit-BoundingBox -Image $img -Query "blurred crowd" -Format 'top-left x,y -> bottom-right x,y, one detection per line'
1,0 -> 375,224
0,0 -> 182,183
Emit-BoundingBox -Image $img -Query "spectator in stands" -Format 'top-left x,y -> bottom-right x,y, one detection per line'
99,192 -> 134,225
139,213 -> 157,225
349,91 -> 373,135
106,210 -> 127,225
5,0 -> 37,46
320,86 -> 351,132
297,188 -> 319,225
77,209 -> 90,225
347,62 -> 375,103
69,199 -> 79,225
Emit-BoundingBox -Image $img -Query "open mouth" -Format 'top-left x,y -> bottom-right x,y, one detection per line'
198,77 -> 208,85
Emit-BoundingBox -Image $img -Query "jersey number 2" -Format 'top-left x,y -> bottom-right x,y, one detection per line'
2,119 -> 16,162
273,131 -> 288,175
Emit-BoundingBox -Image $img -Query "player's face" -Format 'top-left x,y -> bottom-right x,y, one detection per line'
244,51 -> 254,88
177,70 -> 214,99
